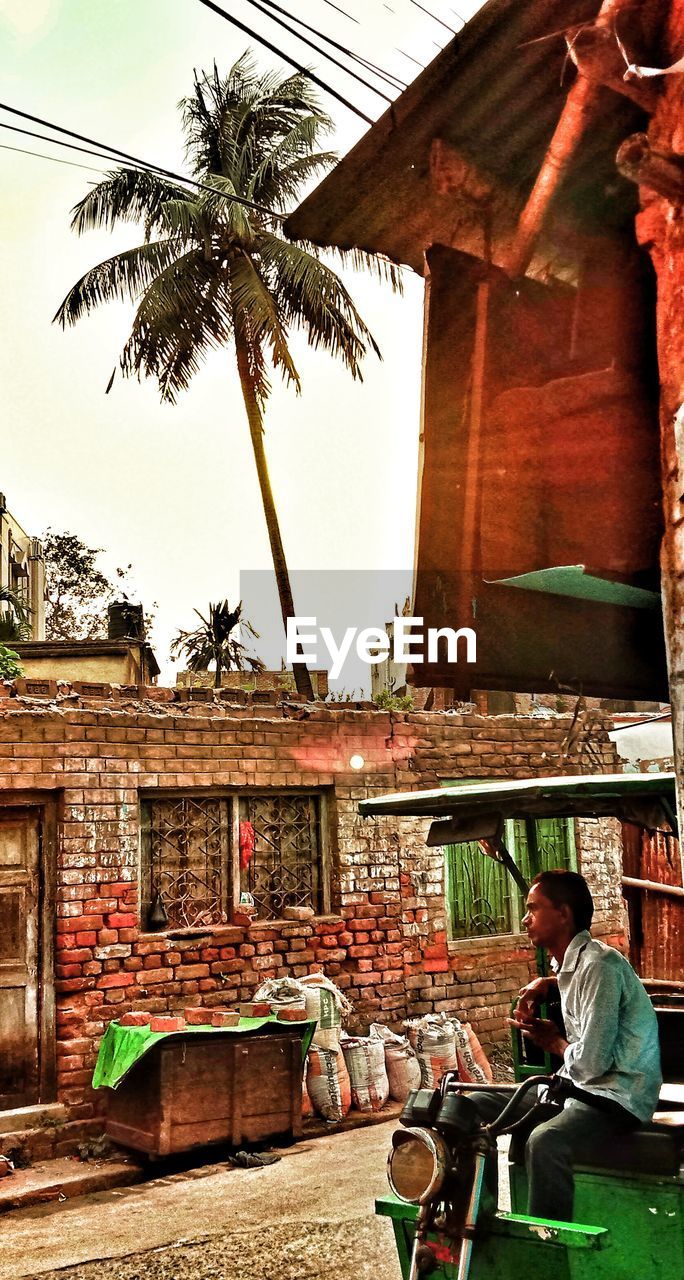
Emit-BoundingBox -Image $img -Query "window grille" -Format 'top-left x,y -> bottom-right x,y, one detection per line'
141,797 -> 229,928
446,817 -> 576,940
239,793 -> 321,921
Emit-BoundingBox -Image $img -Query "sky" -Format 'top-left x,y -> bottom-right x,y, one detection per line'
0,0 -> 484,689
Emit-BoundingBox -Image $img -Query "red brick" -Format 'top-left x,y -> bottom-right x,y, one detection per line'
97,973 -> 135,989
107,912 -> 137,929
75,932 -> 98,947
175,964 -> 210,980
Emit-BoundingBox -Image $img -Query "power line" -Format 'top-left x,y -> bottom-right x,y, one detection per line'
244,0 -> 394,101
194,0 -> 374,123
0,103 -> 287,220
320,0 -> 360,22
0,141 -> 104,174
409,0 -> 456,31
259,0 -> 407,92
396,47 -> 427,69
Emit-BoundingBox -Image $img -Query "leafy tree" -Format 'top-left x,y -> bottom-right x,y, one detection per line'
42,529 -> 150,641
55,56 -> 398,698
171,600 -> 265,688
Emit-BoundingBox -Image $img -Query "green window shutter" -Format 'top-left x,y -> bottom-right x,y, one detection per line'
510,816 -> 577,924
445,818 -> 576,941
446,840 -> 514,939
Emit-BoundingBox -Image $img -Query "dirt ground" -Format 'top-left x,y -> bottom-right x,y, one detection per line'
0,1125 -> 401,1280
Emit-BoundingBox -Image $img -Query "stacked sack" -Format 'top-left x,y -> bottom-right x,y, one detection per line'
301,973 -> 353,1123
405,1012 -> 492,1087
300,972 -> 352,1050
254,975 -> 307,1014
340,1030 -> 389,1112
370,1024 -> 421,1102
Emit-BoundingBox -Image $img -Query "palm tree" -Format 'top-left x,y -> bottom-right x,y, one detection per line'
55,56 -> 398,699
0,587 -> 31,643
171,599 -> 264,688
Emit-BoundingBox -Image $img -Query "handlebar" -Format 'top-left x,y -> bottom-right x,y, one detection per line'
440,1071 -> 556,1139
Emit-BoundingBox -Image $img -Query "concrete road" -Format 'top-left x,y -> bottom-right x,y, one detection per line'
0,1125 -> 402,1280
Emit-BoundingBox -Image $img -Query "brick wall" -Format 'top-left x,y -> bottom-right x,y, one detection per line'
0,686 -> 622,1142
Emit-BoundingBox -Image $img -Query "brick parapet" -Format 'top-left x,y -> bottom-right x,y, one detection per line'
0,693 -> 624,1120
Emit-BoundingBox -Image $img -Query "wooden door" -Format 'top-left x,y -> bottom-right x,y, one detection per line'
0,808 -> 40,1108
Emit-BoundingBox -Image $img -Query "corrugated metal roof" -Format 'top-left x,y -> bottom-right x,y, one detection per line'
358,771 -> 677,817
285,0 -> 644,273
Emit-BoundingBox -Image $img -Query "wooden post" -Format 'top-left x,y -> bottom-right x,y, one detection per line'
503,0 -> 636,279
617,133 -> 684,203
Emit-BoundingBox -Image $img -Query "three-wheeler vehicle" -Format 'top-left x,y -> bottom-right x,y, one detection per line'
359,773 -> 683,1280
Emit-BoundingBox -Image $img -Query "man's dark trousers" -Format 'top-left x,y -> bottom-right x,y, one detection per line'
469,1090 -> 638,1222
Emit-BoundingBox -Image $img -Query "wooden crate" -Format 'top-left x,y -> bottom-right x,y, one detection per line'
105,1030 -> 303,1156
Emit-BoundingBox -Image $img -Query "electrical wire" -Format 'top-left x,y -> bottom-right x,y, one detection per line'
320,0 -> 360,22
0,104 -> 288,220
194,0 -> 374,123
243,0 -> 393,101
259,0 -> 407,91
409,0 -> 457,35
0,141 -> 104,174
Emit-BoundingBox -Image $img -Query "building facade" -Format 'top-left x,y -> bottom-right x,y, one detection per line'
0,495 -> 45,640
0,684 -> 622,1159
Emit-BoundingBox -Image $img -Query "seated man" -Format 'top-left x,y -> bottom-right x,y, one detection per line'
470,868 -> 661,1223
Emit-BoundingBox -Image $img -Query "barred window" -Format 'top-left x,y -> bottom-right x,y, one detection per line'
141,792 -> 323,929
239,794 -> 322,921
446,817 -> 577,941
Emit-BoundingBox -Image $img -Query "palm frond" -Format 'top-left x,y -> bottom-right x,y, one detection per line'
120,251 -> 235,402
230,250 -> 300,403
54,238 -> 187,327
258,234 -> 381,377
70,167 -> 191,236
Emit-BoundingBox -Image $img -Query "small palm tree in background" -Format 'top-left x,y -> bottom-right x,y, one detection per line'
55,55 -> 398,699
172,599 -> 265,688
0,587 -> 31,644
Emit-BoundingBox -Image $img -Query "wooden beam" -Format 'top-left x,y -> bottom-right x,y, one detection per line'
504,0 -> 642,279
617,132 -> 684,204
569,25 -> 660,113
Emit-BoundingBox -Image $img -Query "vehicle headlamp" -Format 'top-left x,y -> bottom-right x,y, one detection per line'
387,1127 -> 448,1204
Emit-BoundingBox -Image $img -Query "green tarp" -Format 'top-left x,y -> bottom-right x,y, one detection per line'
93,1016 -> 317,1090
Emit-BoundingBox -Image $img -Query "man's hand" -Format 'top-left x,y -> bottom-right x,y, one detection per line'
507,1014 -> 568,1058
514,976 -> 557,1021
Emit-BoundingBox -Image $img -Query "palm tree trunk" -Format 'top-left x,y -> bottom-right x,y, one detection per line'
235,338 -> 315,701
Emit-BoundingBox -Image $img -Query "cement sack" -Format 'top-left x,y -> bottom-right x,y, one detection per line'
458,1022 -> 493,1084
341,1033 -> 389,1112
254,976 -> 306,1014
306,1046 -> 351,1122
299,972 -> 352,1050
370,1024 -> 421,1102
301,1057 -> 314,1118
405,1013 -> 459,1088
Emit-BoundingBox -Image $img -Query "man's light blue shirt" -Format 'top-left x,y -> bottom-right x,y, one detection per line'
552,930 -> 662,1123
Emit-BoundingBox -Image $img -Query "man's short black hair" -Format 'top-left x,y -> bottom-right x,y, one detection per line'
531,869 -> 594,932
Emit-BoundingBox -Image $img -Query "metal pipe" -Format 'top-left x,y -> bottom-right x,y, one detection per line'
456,1153 -> 487,1280
622,875 -> 684,899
